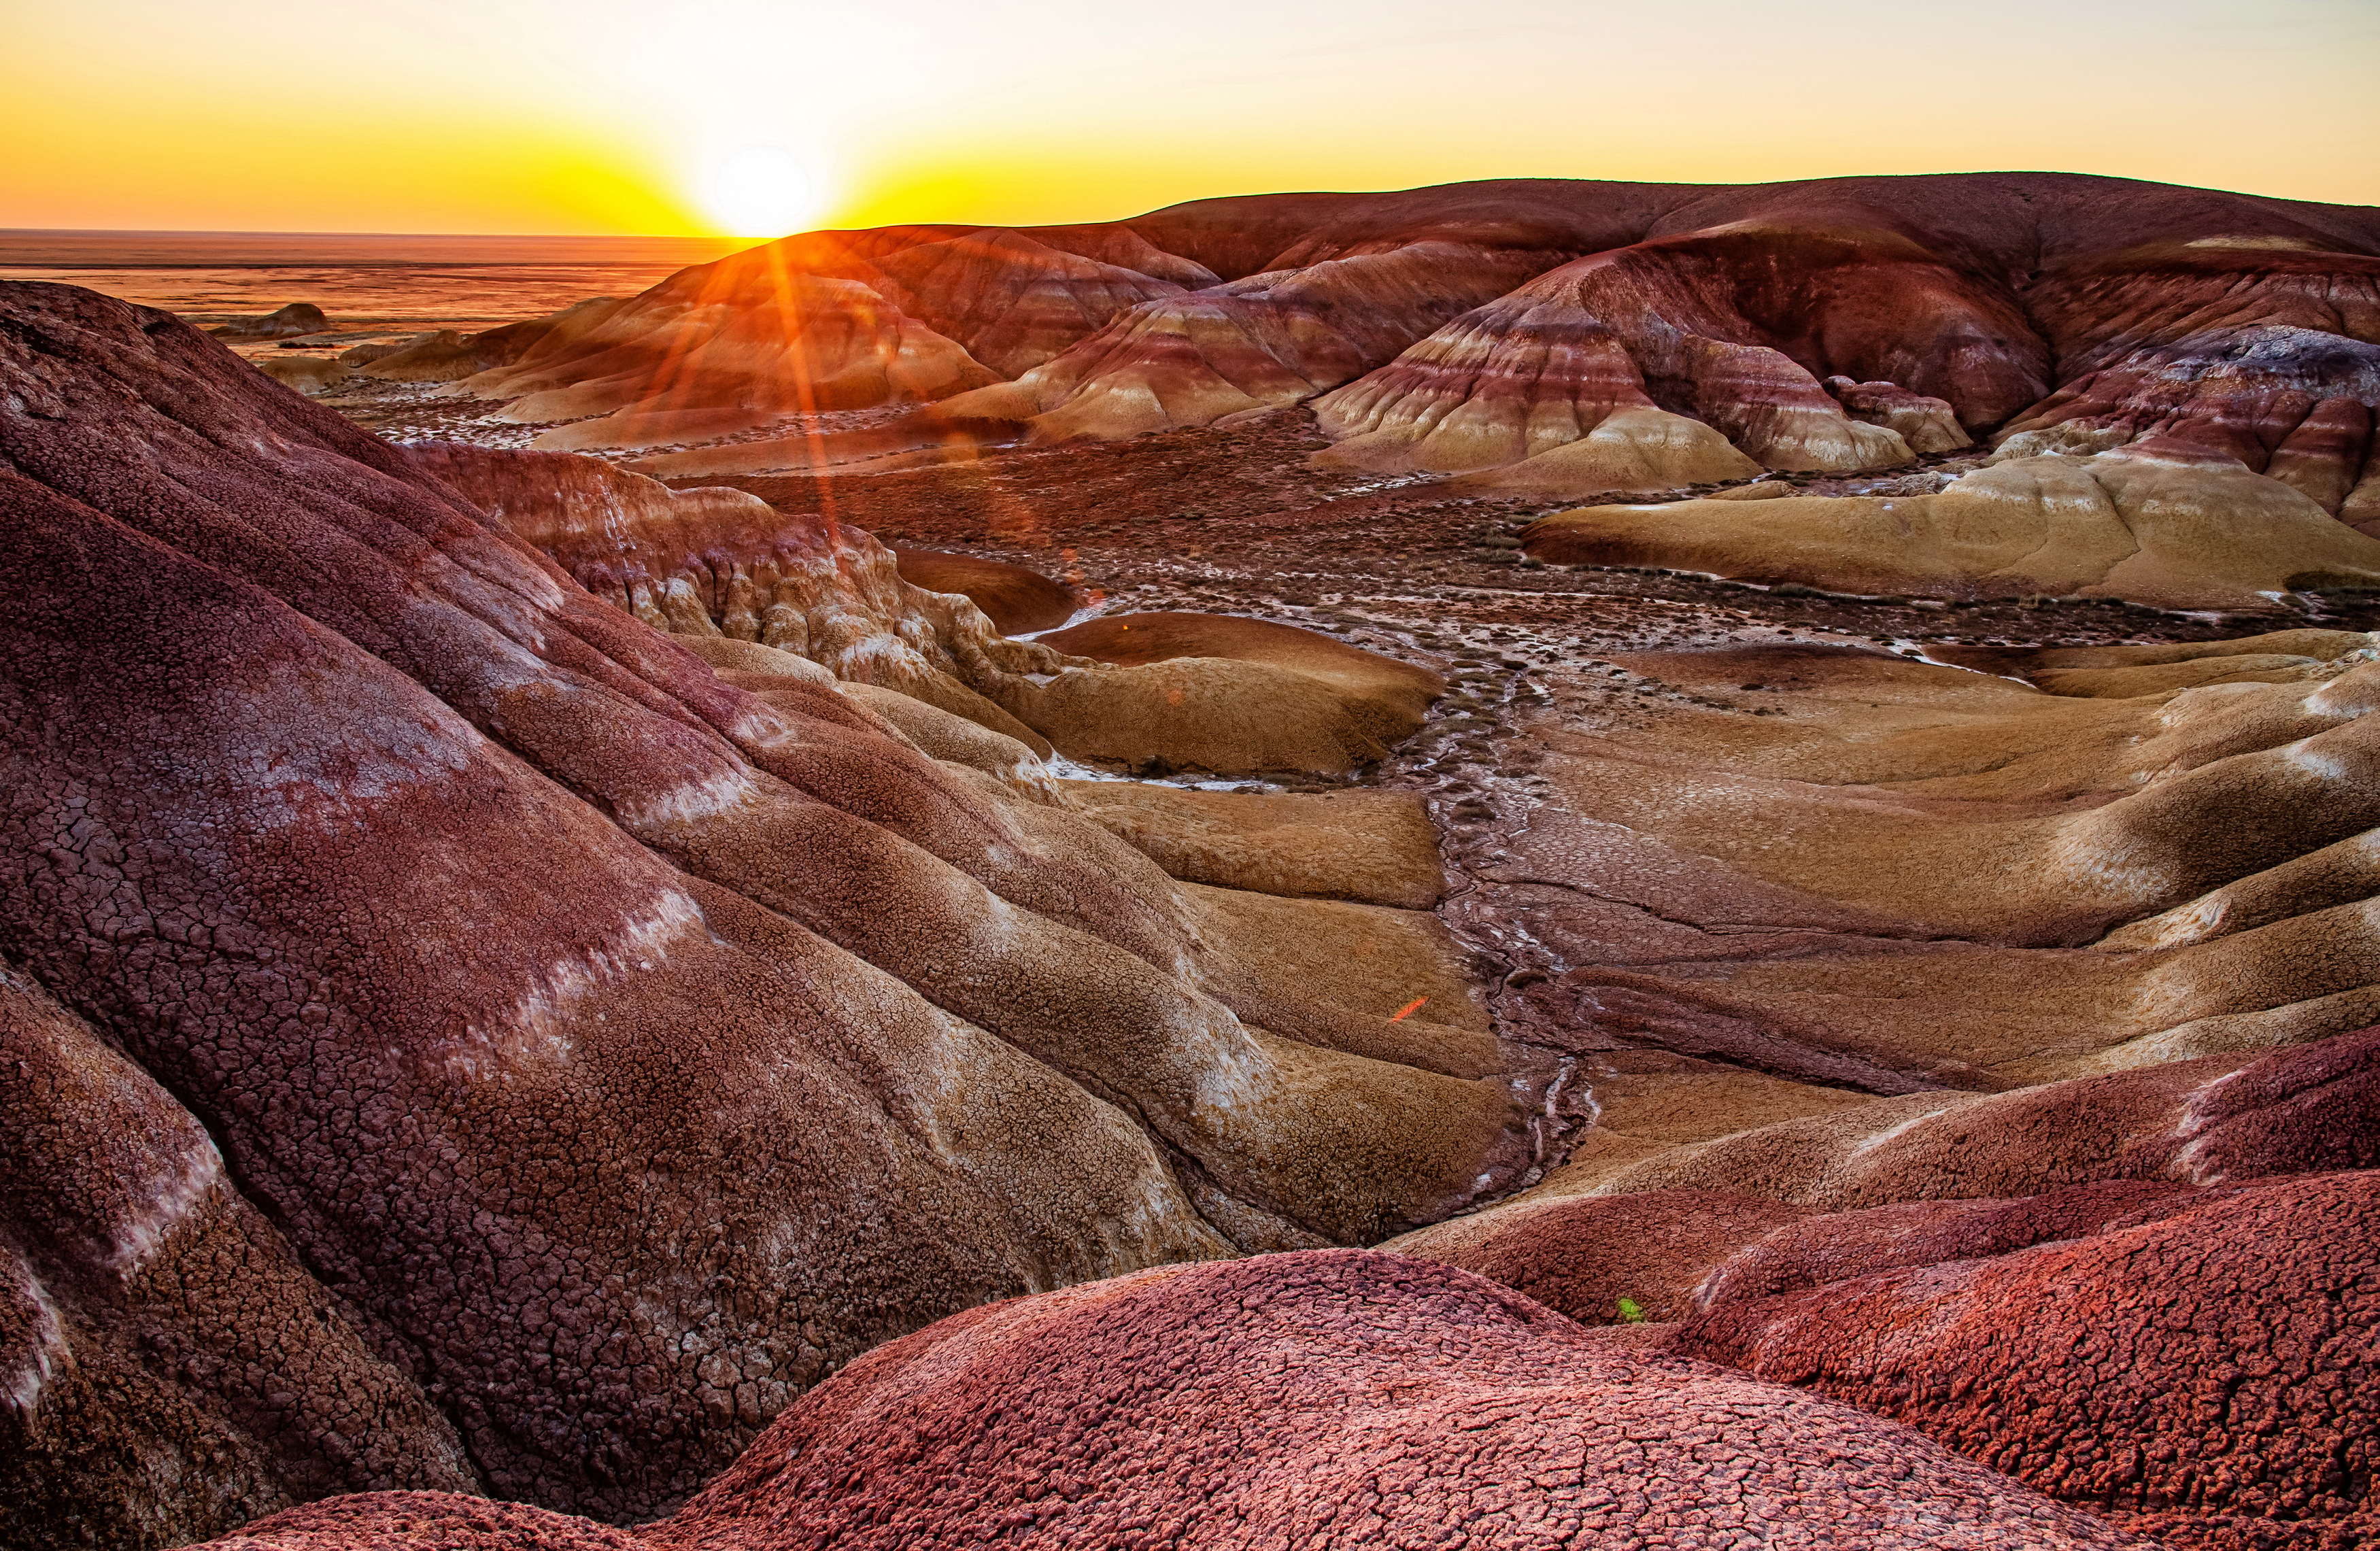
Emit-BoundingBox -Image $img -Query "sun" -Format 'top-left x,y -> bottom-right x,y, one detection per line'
704,145 -> 826,239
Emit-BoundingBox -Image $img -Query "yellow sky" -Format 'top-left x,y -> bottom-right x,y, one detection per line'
4,0 -> 2375,237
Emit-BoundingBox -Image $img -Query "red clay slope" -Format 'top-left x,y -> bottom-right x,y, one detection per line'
1678,1170 -> 2379,1551
206,1252 -> 2148,1551
1391,1028 -> 2380,1549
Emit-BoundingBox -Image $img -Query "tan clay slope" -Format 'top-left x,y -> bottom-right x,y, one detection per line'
1031,611 -> 1446,775
1491,631 -> 2380,1095
0,282 -> 1529,1539
1523,438 -> 2380,608
411,446 -> 1444,778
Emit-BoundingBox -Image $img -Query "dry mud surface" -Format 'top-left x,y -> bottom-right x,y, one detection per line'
651,409 -> 2380,1053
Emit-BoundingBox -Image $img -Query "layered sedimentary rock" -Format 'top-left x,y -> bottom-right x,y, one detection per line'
936,240 -> 1565,442
1523,439 -> 2380,606
27,174 -> 2380,1551
1316,179 -> 2380,501
2001,237 -> 2380,511
203,1254 -> 2145,1551
401,443 -> 1072,749
0,282 -> 1524,1541
351,176 -> 2377,585
403,227 -> 1208,459
1314,222 -> 2032,485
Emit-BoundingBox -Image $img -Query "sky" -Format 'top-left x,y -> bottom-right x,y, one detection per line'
4,0 -> 2375,237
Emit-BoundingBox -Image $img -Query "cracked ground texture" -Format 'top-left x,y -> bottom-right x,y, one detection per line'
215,1254 -> 2152,1551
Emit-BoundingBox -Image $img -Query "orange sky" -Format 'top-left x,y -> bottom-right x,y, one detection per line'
5,0 -> 2375,237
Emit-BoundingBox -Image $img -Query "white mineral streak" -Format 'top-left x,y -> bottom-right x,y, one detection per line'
1,1258 -> 67,1416
456,887 -> 711,1076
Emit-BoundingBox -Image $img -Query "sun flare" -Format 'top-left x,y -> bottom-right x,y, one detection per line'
703,145 -> 824,239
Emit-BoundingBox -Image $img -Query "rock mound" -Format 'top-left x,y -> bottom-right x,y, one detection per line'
211,1252 -> 2143,1549
1032,611 -> 1444,774
889,546 -> 1078,634
210,301 -> 329,339
1059,783 -> 1445,907
252,354 -> 358,396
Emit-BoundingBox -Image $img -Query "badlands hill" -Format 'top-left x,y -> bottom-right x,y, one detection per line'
350,172 -> 2380,607
5,169 -> 2380,1551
